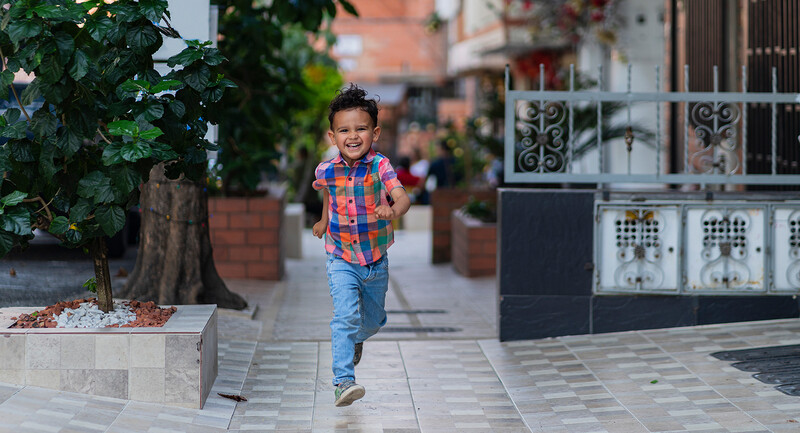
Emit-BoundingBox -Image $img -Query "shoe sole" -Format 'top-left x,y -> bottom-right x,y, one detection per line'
335,385 -> 365,407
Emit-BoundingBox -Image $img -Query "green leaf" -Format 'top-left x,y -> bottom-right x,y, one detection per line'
139,127 -> 164,140
185,64 -> 210,92
148,141 -> 178,160
102,142 -> 124,165
3,109 -> 20,125
120,141 -> 152,162
95,205 -> 125,236
133,101 -> 164,122
0,70 -> 13,100
202,86 -> 225,103
126,25 -> 160,51
166,48 -> 203,68
0,206 -> 31,236
151,80 -> 183,93
0,231 -> 15,257
120,79 -> 151,93
83,277 -> 97,293
1,191 -> 26,207
7,20 -> 42,44
37,54 -> 64,84
69,199 -> 92,222
65,226 -> 82,243
20,80 -> 41,106
48,215 -> 69,235
107,120 -> 138,137
87,16 -> 113,42
56,127 -> 82,156
185,146 -> 207,164
10,140 -> 35,162
77,171 -> 115,204
39,144 -> 59,178
339,0 -> 359,17
139,0 -> 169,22
53,31 -> 75,63
169,100 -> 186,118
33,4 -> 66,18
202,48 -> 225,66
111,165 -> 142,193
30,110 -> 58,137
68,49 -> 89,81
1,121 -> 28,140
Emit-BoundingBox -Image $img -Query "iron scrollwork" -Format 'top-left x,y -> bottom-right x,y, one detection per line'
613,209 -> 665,291
515,100 -> 567,173
699,209 -> 751,289
689,102 -> 742,175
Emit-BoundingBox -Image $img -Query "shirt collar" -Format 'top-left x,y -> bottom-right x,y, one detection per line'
332,148 -> 377,165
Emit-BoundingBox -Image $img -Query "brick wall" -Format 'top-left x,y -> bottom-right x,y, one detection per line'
451,209 -> 496,277
208,196 -> 285,280
431,188 -> 496,263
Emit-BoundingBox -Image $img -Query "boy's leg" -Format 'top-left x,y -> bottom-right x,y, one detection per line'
327,254 -> 362,386
356,255 -> 389,343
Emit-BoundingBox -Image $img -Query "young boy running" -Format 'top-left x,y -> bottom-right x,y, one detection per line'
312,84 -> 411,407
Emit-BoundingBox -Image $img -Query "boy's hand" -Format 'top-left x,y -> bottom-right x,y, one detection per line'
312,220 -> 327,238
374,205 -> 395,220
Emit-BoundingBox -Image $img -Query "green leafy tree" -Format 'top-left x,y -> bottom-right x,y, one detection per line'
211,0 -> 356,194
0,0 -> 234,312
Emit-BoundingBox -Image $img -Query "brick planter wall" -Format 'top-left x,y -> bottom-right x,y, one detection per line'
208,195 -> 285,280
451,209 -> 497,277
431,188 -> 496,263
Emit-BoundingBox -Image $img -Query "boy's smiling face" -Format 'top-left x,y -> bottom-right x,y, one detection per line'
328,108 -> 381,166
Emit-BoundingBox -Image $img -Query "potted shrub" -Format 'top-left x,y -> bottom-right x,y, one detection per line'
452,197 -> 497,277
205,1 -> 354,280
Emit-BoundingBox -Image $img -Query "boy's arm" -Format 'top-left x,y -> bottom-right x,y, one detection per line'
312,189 -> 329,239
375,187 -> 410,220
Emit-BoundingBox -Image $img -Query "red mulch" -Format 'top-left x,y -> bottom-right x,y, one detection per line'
9,298 -> 177,328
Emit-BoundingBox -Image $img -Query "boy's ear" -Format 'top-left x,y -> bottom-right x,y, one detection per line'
372,126 -> 381,142
327,129 -> 335,144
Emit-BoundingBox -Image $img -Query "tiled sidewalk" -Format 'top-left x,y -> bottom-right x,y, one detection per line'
2,231 -> 800,432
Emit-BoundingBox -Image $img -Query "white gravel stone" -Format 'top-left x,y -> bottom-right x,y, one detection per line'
55,301 -> 137,328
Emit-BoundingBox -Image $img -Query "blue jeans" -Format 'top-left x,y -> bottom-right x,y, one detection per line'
326,253 -> 389,385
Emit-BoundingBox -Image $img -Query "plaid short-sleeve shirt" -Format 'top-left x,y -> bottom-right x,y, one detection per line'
313,148 -> 403,265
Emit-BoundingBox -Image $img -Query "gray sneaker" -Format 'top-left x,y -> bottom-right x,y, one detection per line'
334,380 -> 365,407
353,342 -> 363,366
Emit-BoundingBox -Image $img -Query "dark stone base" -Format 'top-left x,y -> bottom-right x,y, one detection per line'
497,188 -> 800,342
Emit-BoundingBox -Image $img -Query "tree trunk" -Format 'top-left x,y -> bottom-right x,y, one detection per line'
90,237 -> 114,313
119,165 -> 247,309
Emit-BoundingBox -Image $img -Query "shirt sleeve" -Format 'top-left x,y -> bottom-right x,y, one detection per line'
312,162 -> 328,191
378,158 -> 404,192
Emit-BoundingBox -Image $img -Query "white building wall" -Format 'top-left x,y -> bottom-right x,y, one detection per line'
577,0 -> 667,184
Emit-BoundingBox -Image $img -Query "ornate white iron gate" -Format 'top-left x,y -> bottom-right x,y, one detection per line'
504,64 -> 800,295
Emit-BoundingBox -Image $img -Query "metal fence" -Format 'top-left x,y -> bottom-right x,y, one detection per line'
503,63 -> 800,185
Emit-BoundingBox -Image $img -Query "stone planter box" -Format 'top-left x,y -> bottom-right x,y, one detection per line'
209,195 -> 285,280
431,188 -> 496,263
452,209 -> 497,277
0,304 -> 217,409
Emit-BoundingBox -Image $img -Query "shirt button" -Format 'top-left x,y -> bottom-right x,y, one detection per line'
350,219 -> 354,223
349,199 -> 353,203
354,240 -> 358,244
348,177 -> 352,181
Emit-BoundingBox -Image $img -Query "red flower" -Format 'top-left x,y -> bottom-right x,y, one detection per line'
591,0 -> 609,7
590,9 -> 604,22
562,4 -> 578,19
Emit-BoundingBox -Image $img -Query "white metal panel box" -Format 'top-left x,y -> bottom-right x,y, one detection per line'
596,205 -> 680,294
685,206 -> 766,293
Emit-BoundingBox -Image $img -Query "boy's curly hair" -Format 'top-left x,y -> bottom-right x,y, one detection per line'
328,83 -> 379,129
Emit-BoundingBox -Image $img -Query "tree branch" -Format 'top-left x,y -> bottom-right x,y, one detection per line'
0,46 -> 32,122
